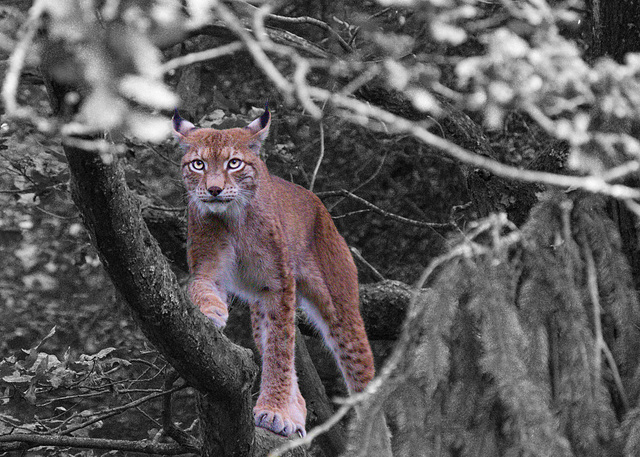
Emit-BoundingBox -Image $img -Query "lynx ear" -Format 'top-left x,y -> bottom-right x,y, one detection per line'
172,108 -> 195,140
245,104 -> 271,153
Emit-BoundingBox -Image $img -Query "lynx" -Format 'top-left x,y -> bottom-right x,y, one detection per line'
172,106 -> 375,437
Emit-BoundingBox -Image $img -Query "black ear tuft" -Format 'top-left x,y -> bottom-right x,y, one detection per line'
172,108 -> 183,132
172,109 -> 195,138
260,102 -> 270,129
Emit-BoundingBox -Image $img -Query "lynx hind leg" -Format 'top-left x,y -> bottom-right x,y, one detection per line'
249,300 -> 307,437
188,278 -> 229,327
331,314 -> 375,393
298,291 -> 375,394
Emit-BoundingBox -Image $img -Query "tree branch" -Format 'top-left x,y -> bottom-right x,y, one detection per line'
0,434 -> 192,455
308,88 -> 640,200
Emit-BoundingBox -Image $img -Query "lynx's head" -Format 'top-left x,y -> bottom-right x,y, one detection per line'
173,108 -> 270,217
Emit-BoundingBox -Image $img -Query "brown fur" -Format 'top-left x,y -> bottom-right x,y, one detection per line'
173,109 -> 374,437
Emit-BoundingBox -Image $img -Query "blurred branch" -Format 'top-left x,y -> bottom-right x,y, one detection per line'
308,89 -> 640,201
1,0 -> 44,114
160,41 -> 244,73
209,0 -> 294,101
1,0 -> 53,131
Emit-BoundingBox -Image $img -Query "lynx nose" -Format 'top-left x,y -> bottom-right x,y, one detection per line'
208,186 -> 223,197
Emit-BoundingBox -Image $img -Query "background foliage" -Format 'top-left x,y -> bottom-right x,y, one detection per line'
3,0 -> 640,456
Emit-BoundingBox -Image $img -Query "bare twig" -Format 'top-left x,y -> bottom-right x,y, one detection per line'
309,121 -> 325,191
267,13 -> 352,52
318,189 -> 453,229
327,151 -> 389,212
268,403 -> 352,457
143,204 -> 186,213
331,209 -> 370,219
350,247 -> 385,281
57,385 -> 186,435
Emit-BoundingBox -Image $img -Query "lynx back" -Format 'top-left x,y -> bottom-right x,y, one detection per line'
173,107 -> 374,437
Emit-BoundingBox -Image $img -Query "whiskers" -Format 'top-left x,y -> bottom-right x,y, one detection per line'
184,187 -> 255,225
187,192 -> 208,226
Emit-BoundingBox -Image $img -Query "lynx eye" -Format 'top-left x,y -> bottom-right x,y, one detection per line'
190,159 -> 205,171
227,158 -> 243,170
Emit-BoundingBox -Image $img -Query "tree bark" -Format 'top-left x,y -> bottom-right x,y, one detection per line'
593,0 -> 640,63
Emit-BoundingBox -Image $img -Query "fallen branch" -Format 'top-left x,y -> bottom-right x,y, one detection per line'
0,434 -> 192,455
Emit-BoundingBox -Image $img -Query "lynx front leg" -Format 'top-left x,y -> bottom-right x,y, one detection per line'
250,283 -> 306,437
188,278 -> 228,327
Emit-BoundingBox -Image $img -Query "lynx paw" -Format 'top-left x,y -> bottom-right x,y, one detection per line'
199,305 -> 228,327
254,406 -> 306,437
